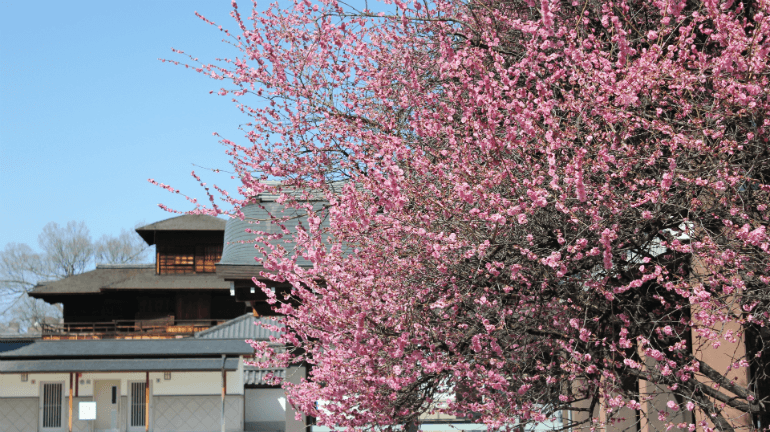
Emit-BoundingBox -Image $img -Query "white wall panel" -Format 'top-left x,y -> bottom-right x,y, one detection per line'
245,388 -> 286,423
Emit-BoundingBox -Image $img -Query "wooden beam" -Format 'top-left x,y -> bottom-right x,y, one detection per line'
68,373 -> 73,432
145,372 -> 150,432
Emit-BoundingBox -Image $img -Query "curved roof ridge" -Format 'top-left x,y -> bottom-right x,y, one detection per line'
135,214 -> 226,231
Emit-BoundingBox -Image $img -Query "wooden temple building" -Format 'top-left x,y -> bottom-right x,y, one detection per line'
0,213 -> 301,432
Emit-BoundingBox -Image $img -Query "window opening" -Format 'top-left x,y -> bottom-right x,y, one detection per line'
158,244 -> 222,274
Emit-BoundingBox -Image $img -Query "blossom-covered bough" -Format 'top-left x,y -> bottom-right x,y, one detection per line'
157,0 -> 770,430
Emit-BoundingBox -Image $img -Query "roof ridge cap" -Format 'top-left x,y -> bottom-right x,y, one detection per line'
95,264 -> 154,269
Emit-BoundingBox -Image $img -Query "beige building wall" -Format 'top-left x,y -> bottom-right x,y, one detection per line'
0,358 -> 246,432
686,238 -> 753,431
691,319 -> 752,431
0,359 -> 243,398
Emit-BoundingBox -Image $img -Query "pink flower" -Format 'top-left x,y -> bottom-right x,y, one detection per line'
158,1 -> 770,427
624,359 -> 641,369
645,348 -> 664,361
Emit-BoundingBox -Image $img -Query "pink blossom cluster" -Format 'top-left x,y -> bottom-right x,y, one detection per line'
160,0 -> 770,430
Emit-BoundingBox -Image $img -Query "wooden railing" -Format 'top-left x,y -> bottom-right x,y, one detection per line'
40,319 -> 228,340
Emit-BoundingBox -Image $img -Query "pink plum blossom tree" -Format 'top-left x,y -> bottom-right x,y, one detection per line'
158,0 -> 770,430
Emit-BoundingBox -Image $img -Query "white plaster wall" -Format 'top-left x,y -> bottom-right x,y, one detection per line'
2,367 -> 243,398
152,369 -> 242,396
234,356 -> 245,394
151,371 -> 219,395
245,388 -> 286,422
0,373 -> 71,397
79,370 -> 242,396
78,371 -> 151,397
0,372 -> 158,398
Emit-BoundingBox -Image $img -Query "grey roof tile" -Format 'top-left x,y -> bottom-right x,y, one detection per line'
244,367 -> 285,385
220,202 -> 329,268
29,267 -> 229,296
0,338 -> 253,359
0,358 -> 239,373
195,314 -> 283,341
135,214 -> 226,233
135,214 -> 227,245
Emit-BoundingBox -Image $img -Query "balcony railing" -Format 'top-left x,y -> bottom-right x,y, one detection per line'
40,318 -> 228,340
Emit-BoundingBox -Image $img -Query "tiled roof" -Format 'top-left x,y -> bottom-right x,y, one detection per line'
135,214 -> 226,245
195,313 -> 283,341
0,338 -> 253,359
0,358 -> 240,373
219,202 -> 330,269
244,367 -> 285,386
0,333 -> 40,341
135,214 -> 226,232
29,265 -> 229,296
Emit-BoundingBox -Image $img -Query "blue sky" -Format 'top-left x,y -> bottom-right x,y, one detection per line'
1,0 -> 262,250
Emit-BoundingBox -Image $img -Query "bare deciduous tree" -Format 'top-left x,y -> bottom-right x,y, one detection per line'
0,243 -> 47,298
0,295 -> 63,334
1,221 -> 152,333
94,228 -> 152,265
38,221 -> 93,279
